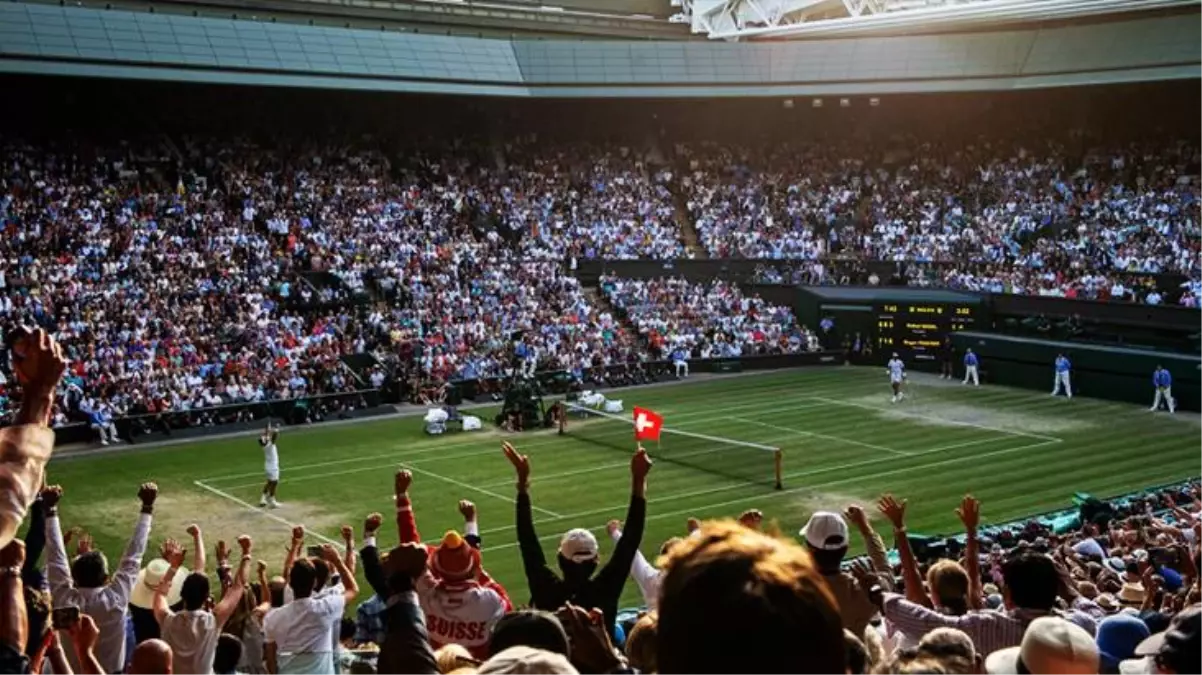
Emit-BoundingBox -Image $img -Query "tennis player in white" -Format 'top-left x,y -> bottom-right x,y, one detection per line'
259,424 -> 282,508
887,353 -> 907,403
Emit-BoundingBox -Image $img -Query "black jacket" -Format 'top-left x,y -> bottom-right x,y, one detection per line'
360,544 -> 438,675
516,491 -> 646,637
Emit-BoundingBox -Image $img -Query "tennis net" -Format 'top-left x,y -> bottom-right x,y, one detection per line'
564,402 -> 783,489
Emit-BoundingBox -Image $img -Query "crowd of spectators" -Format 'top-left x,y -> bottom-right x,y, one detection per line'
0,332 -> 1197,675
601,276 -> 817,358
681,139 -> 1200,304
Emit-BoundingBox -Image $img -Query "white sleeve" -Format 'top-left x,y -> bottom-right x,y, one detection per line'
630,550 -> 661,608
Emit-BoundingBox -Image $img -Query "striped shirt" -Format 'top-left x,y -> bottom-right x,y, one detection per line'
882,593 -> 1057,657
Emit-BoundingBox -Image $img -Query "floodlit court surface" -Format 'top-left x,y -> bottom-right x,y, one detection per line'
47,367 -> 1201,606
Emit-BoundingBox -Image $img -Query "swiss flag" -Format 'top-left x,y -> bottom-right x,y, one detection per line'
633,406 -> 664,442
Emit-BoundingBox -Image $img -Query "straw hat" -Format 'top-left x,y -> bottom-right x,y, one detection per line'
129,559 -> 188,610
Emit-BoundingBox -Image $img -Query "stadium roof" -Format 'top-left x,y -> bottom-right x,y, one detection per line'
681,0 -> 1201,40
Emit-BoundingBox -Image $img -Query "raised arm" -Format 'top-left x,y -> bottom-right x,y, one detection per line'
395,470 -> 419,544
154,539 -> 187,625
111,483 -> 157,605
340,526 -> 356,576
956,495 -> 983,611
40,486 -> 72,597
22,496 -> 46,584
283,525 -> 303,584
606,520 -> 658,608
878,494 -> 927,607
375,543 -> 437,675
459,501 -> 481,550
321,544 -> 358,606
0,540 -> 28,662
360,513 -> 388,599
599,448 -> 651,590
186,524 -> 206,574
0,330 -> 66,551
504,442 -> 548,570
215,543 -> 251,629
846,504 -> 895,592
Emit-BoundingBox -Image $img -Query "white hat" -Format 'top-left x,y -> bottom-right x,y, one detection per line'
558,529 -> 599,563
129,559 -> 189,610
800,512 -> 849,551
479,646 -> 578,674
985,616 -> 1099,674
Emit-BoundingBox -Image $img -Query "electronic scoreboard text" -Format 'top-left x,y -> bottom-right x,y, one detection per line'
875,303 -> 976,360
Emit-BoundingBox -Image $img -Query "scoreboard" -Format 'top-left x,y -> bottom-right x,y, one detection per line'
875,303 -> 977,360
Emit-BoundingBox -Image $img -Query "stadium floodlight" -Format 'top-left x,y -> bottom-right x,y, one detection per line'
839,98 -> 850,107
812,98 -> 823,107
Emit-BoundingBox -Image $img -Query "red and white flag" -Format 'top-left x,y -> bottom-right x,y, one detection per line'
633,406 -> 664,442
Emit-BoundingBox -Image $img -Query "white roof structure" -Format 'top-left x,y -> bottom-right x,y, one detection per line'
675,0 -> 1200,39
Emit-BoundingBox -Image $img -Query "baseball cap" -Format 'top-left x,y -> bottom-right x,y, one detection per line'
985,617 -> 1098,674
800,512 -> 849,551
558,529 -> 599,563
479,646 -> 578,674
1133,604 -> 1200,674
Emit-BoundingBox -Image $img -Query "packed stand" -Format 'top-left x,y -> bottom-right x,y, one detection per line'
601,276 -> 817,358
487,141 -> 688,261
680,139 -> 1200,304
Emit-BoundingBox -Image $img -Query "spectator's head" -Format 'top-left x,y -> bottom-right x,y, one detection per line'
986,617 -> 1098,674
269,576 -> 286,607
479,646 -> 577,674
917,627 -> 978,674
71,551 -> 108,589
625,612 -> 657,673
557,529 -> 599,582
435,643 -> 481,674
129,638 -> 174,674
432,531 -> 481,582
1097,614 -> 1152,672
309,557 -> 331,592
799,511 -> 849,572
927,560 -> 971,615
179,572 -> 210,611
657,520 -> 845,673
288,558 -> 318,599
213,634 -> 243,675
488,610 -> 570,658
1133,604 -> 1200,674
1002,551 -> 1060,611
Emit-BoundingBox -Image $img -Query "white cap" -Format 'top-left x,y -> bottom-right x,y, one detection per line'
985,616 -> 1099,674
558,528 -> 599,563
800,512 -> 849,551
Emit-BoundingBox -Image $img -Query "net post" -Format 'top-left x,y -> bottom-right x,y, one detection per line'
773,448 -> 783,490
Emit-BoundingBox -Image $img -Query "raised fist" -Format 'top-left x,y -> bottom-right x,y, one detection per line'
186,524 -> 201,539
291,525 -> 304,542
237,535 -> 253,555
138,483 -> 159,507
458,500 -> 477,522
395,470 -> 412,496
10,328 -> 68,393
340,526 -> 353,544
364,513 -> 383,536
631,448 -> 653,480
606,520 -> 622,538
40,485 -> 63,510
0,540 -> 26,568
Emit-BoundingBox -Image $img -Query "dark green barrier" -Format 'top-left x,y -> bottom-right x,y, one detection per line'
951,331 -> 1200,411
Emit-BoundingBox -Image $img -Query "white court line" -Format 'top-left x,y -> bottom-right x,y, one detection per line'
192,480 -> 342,545
727,415 -> 911,456
922,435 -> 1012,453
401,463 -> 564,519
473,437 -> 1064,552
807,396 -> 1063,442
203,399 -> 833,490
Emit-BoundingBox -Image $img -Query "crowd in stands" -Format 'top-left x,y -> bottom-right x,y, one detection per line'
1,131 -> 1198,427
682,139 -> 1200,304
0,331 -> 1197,674
601,276 -> 816,359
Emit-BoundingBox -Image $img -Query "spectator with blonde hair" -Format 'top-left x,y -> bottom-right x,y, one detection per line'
656,520 -> 845,673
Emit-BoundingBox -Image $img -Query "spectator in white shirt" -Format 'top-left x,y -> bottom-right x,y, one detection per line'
155,535 -> 253,675
42,482 -> 157,674
264,545 -> 358,674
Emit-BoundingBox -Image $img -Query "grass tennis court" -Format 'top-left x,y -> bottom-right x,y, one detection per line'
45,367 -> 1200,607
